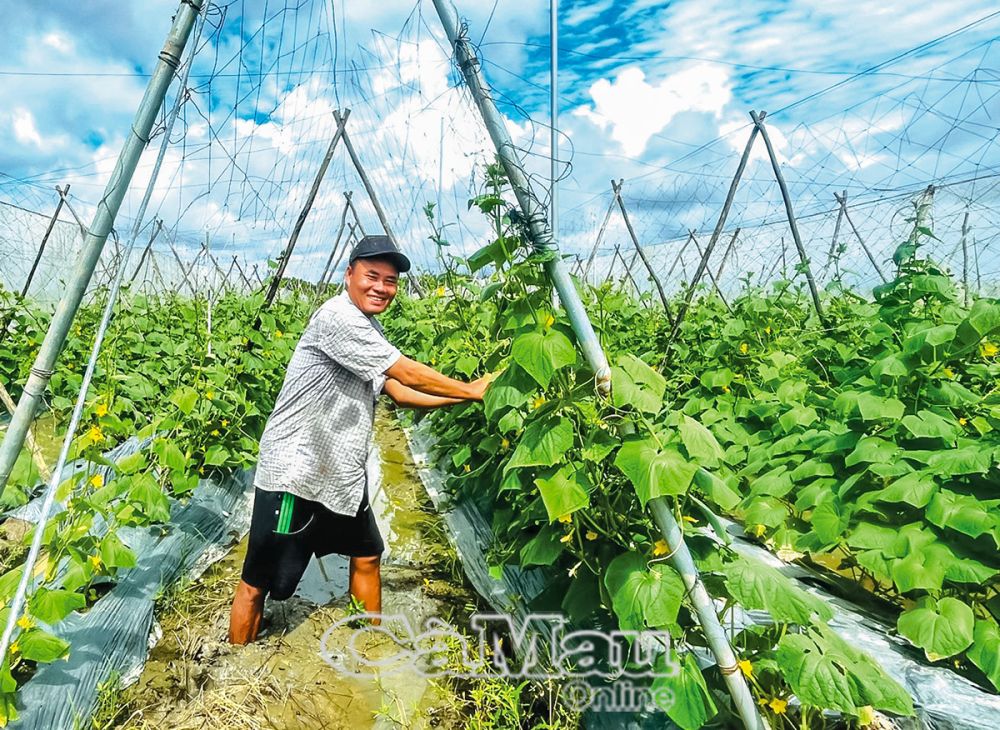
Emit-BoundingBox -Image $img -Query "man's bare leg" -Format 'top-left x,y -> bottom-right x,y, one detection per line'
349,555 -> 382,622
229,579 -> 266,644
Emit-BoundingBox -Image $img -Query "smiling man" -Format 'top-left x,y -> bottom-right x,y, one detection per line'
229,234 -> 489,644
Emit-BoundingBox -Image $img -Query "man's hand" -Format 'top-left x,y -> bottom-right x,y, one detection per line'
465,372 -> 498,402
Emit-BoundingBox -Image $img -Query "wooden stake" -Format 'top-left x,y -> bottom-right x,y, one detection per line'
751,111 -> 824,321
960,210 -> 970,307
613,180 -> 673,320
21,185 -> 70,298
834,191 -> 887,284
581,180 -> 620,283
824,190 -> 846,280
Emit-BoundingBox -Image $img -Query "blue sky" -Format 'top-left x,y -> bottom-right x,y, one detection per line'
0,0 -> 997,291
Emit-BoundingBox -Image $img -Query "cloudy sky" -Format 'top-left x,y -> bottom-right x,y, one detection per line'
0,0 -> 997,293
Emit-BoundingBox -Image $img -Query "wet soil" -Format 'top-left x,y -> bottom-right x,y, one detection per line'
110,407 -> 477,729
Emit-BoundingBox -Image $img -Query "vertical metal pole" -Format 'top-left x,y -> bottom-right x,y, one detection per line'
960,210 -> 970,307
549,0 -> 559,248
750,111 -> 824,321
262,110 -> 350,311
581,181 -> 619,283
431,0 -> 610,390
834,191 -> 886,284
333,109 -> 425,298
0,0 -> 204,496
614,180 -> 673,320
20,185 -> 70,298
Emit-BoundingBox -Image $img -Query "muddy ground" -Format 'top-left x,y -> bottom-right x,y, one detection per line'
101,409 -> 481,730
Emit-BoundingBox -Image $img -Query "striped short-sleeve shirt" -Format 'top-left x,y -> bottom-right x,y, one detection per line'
254,292 -> 402,515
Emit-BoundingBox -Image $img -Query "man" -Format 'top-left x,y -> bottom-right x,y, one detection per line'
229,234 -> 488,644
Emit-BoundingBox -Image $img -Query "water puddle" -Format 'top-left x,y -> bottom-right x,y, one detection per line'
108,406 -> 473,729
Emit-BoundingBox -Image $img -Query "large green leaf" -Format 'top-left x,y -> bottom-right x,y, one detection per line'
845,436 -> 898,467
721,556 -> 833,624
652,652 -> 718,730
678,416 -> 724,467
519,526 -> 565,567
900,410 -> 960,441
873,471 -> 937,508
483,364 -> 535,421
925,489 -> 997,539
506,417 -> 573,470
776,627 -> 914,715
889,543 -> 951,593
897,596 -> 974,661
533,463 -> 590,522
956,299 -> 1000,346
968,619 -> 1000,691
28,588 -> 85,626
511,328 -> 576,388
19,628 -> 70,663
614,438 -> 698,506
604,551 -> 685,632
611,353 -> 666,414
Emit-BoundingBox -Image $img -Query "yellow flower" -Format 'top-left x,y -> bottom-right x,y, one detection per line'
430,358 -> 437,366
737,659 -> 753,679
682,515 -> 698,524
544,314 -> 555,329
559,533 -> 574,544
88,553 -> 102,570
275,330 -> 283,338
211,429 -> 221,437
857,705 -> 875,726
981,341 -> 998,358
764,326 -> 772,335
221,419 -> 230,427
531,396 -> 546,410
653,539 -> 669,557
87,425 -> 104,444
722,385 -> 730,394
463,464 -> 471,473
435,286 -> 446,297
558,514 -> 573,524
942,367 -> 955,379
768,698 -> 788,715
9,641 -> 19,656
95,403 -> 109,417
89,473 -> 104,489
739,342 -> 749,355
500,438 -> 510,450
585,530 -> 598,541
205,391 -> 214,400
16,615 -> 33,631
959,417 -> 967,426
754,524 -> 767,537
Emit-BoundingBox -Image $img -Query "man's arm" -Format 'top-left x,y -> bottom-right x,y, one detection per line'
383,378 -> 464,408
385,355 -> 488,401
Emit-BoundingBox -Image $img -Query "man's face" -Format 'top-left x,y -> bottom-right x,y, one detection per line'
345,258 -> 399,315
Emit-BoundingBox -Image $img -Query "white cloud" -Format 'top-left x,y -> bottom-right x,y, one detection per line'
573,64 -> 731,156
11,108 -> 44,148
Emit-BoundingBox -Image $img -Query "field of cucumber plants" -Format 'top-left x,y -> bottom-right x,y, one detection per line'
0,168 -> 997,729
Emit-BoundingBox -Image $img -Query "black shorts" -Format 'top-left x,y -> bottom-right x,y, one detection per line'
240,487 -> 384,600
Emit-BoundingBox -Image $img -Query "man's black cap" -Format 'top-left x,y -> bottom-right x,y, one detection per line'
348,234 -> 411,273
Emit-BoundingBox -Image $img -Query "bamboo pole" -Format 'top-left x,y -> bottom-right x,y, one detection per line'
261,110 -> 350,312
581,181 -> 619,284
20,185 -> 70,298
715,227 -> 741,284
0,0 -> 204,495
691,234 -> 732,312
834,191 -> 886,284
434,4 -> 763,729
665,231 -> 695,286
232,257 -> 252,293
319,193 -> 353,286
667,118 -> 760,341
824,190 -> 846,279
128,219 -> 164,285
750,111 -> 824,321
960,210 -> 970,307
431,0 -> 610,391
614,180 -> 673,320
333,109 -> 425,298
